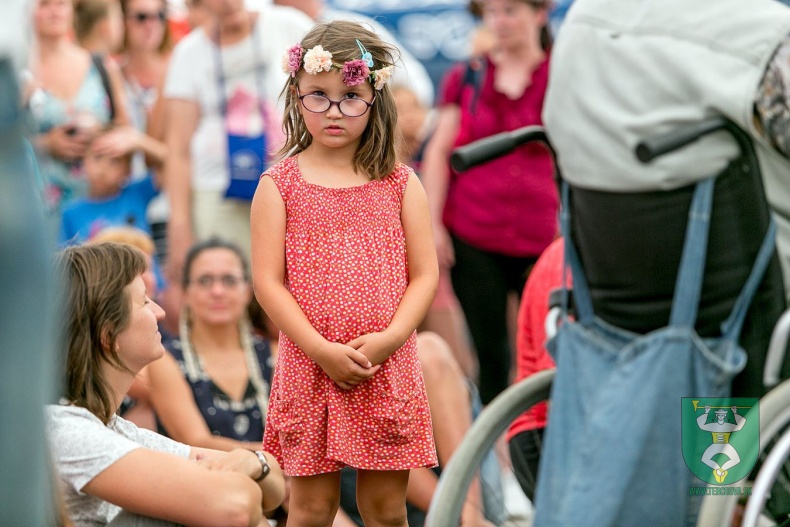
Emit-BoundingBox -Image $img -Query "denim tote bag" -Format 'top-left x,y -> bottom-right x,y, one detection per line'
532,177 -> 776,527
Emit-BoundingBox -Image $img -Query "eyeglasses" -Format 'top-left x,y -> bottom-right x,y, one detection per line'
296,88 -> 375,118
129,10 -> 166,23
190,274 -> 246,289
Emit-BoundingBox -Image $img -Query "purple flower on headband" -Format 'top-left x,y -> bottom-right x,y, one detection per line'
342,59 -> 371,87
281,44 -> 304,77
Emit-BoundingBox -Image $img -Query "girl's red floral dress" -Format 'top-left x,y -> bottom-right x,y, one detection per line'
261,156 -> 437,476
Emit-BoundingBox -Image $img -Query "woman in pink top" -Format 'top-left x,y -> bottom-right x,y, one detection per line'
422,0 -> 558,403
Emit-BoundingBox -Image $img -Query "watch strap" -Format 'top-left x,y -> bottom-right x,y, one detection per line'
249,450 -> 270,482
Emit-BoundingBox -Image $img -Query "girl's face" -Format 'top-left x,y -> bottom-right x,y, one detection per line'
296,69 -> 375,155
124,0 -> 166,52
115,275 -> 165,372
184,248 -> 251,328
482,0 -> 546,52
34,0 -> 73,39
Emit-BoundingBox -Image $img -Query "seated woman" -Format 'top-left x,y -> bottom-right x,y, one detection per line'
88,226 -> 164,431
47,242 -> 284,526
147,238 -> 273,451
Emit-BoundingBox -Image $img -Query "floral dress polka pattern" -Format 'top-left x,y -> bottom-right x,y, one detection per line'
261,156 -> 437,476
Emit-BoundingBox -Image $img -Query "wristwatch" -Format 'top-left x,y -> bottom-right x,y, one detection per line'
249,450 -> 270,482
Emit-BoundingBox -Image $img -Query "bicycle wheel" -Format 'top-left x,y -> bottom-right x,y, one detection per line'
425,369 -> 555,527
697,377 -> 790,527
742,428 -> 790,527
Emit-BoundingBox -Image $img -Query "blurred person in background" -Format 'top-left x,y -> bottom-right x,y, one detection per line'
1,0 -> 63,518
183,0 -> 209,29
58,127 -> 159,246
117,0 -> 174,298
28,0 -> 131,217
422,0 -> 558,404
162,0 -> 312,283
119,0 -> 172,159
147,238 -> 274,452
392,84 -> 478,379
73,0 -> 125,54
72,0 -> 169,187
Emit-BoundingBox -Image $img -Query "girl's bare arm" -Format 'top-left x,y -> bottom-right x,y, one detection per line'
250,176 -> 378,389
348,172 -> 439,365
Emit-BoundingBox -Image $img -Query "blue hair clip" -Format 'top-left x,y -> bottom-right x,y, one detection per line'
356,39 -> 374,68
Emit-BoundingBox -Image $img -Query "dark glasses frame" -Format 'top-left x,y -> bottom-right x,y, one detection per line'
129,10 -> 167,23
296,87 -> 375,118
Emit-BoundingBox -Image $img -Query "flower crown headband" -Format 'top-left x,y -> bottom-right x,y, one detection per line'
282,39 -> 394,90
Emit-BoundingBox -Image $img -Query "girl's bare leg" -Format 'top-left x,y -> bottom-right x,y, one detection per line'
288,471 -> 342,527
356,469 -> 409,527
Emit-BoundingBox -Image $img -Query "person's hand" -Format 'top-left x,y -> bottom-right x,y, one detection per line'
732,406 -> 738,415
196,448 -> 259,478
346,332 -> 399,366
44,124 -> 91,161
314,341 -> 380,390
705,406 -> 711,413
91,125 -> 141,158
433,222 -> 455,268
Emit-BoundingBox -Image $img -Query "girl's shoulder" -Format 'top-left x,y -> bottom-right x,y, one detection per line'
381,162 -> 415,199
261,156 -> 300,200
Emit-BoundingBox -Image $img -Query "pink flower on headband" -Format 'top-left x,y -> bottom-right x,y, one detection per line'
303,45 -> 333,75
342,59 -> 370,87
281,44 -> 304,77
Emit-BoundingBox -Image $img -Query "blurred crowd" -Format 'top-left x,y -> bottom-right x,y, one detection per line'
15,0 -> 790,524
21,0 -> 559,525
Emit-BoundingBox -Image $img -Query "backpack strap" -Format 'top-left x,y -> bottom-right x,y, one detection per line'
462,56 -> 486,114
91,53 -> 116,122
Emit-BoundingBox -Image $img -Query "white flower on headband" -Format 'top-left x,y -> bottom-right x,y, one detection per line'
372,66 -> 394,90
303,45 -> 333,75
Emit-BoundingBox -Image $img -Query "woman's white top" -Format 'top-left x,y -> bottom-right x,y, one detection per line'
45,404 -> 190,527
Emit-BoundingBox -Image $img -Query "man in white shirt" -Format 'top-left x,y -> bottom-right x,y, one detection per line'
163,0 -> 313,280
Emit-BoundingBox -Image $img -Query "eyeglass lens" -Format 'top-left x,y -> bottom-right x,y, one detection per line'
193,275 -> 245,288
132,11 -> 166,23
300,94 -> 371,117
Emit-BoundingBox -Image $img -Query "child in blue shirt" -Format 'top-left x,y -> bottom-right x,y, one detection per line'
59,130 -> 159,246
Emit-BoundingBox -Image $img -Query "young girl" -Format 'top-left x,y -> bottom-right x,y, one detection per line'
251,20 -> 439,527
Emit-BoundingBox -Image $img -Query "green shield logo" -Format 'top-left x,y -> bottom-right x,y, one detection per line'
681,398 -> 759,485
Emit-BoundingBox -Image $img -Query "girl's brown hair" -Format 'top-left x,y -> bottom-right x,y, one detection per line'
278,20 -> 402,180
120,0 -> 173,54
58,242 -> 147,424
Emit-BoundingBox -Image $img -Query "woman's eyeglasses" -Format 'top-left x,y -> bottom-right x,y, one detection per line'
296,88 -> 375,118
129,10 -> 166,23
190,274 -> 246,289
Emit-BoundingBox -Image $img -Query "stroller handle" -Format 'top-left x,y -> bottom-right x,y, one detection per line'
635,117 -> 730,162
450,126 -> 550,173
